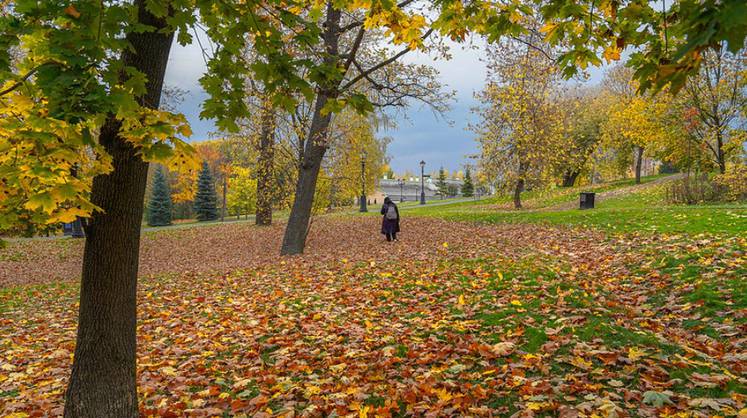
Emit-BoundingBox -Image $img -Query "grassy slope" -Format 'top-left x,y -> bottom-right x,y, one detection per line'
404,175 -> 747,236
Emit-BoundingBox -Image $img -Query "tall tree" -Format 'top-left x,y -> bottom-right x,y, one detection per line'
600,65 -> 674,184
436,167 -> 448,198
602,94 -> 670,184
461,167 -> 474,198
147,166 -> 173,227
227,166 -> 257,219
556,89 -> 606,187
683,47 -> 746,174
60,3 -> 192,416
473,33 -> 565,209
256,101 -> 276,225
1,0 -> 195,407
194,161 -> 219,221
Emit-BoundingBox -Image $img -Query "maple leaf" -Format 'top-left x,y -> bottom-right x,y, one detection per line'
642,391 -> 673,407
490,342 -> 516,356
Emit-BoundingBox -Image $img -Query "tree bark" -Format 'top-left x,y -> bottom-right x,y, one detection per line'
561,170 -> 580,187
64,2 -> 174,416
716,131 -> 726,174
513,178 -> 524,209
280,93 -> 332,255
255,102 -> 275,226
634,145 -> 644,184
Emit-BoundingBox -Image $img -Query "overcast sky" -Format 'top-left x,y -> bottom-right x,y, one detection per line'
163,35 -> 606,176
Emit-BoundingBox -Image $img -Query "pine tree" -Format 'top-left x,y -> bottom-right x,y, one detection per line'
194,161 -> 219,221
461,167 -> 474,197
436,166 -> 448,198
147,166 -> 173,226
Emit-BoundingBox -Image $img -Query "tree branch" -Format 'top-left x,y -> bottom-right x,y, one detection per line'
340,28 -> 434,92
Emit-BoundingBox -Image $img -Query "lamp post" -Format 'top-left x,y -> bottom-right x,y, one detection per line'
419,160 -> 426,205
398,179 -> 405,202
359,151 -> 367,212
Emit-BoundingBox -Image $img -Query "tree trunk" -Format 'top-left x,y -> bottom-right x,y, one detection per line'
280,93 -> 332,255
64,2 -> 174,416
280,6 -> 340,255
221,174 -> 227,222
716,132 -> 726,174
561,170 -> 580,187
255,102 -> 275,226
513,178 -> 524,209
634,145 -> 644,184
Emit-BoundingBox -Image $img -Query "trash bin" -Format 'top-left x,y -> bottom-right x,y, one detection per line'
580,192 -> 595,209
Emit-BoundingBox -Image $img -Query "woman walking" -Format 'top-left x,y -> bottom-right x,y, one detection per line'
380,196 -> 400,242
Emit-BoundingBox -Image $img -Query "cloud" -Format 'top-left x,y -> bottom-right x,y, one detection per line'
385,38 -> 486,173
164,37 -> 216,141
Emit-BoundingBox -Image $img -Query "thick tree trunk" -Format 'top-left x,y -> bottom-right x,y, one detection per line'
634,145 -> 644,184
280,94 -> 332,255
561,170 -> 580,187
513,178 -> 524,209
64,2 -> 174,416
255,103 -> 275,226
280,6 -> 340,255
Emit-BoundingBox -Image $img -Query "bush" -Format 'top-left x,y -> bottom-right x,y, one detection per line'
714,165 -> 747,202
665,166 -> 747,204
665,174 -> 722,204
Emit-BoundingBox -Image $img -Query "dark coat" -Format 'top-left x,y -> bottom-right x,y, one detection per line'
380,202 -> 400,235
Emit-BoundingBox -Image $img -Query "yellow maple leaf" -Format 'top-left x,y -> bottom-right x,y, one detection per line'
160,366 -> 177,376
628,347 -> 647,361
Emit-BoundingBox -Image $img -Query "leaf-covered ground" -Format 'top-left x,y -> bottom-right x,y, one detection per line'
1,216 -> 745,417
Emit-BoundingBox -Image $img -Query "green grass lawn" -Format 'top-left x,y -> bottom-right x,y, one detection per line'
405,175 -> 747,236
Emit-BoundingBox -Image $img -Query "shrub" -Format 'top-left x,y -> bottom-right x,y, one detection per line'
714,165 -> 747,202
666,166 -> 747,204
665,174 -> 721,204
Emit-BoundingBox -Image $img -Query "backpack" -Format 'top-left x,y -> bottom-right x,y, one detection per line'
385,204 -> 397,220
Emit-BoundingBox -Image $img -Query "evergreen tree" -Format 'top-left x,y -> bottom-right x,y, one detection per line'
436,166 -> 448,198
461,167 -> 474,197
147,166 -> 173,226
194,161 -> 219,221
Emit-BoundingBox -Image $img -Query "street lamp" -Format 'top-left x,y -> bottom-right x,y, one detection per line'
419,160 -> 426,205
359,150 -> 368,212
397,179 -> 405,202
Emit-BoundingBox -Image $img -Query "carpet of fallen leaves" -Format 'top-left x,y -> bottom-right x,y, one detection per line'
1,216 -> 746,417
